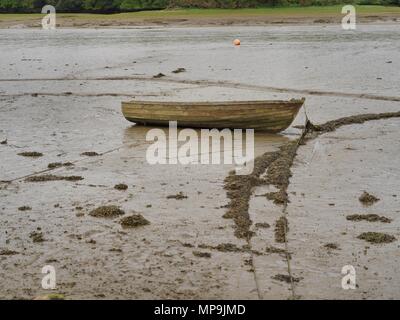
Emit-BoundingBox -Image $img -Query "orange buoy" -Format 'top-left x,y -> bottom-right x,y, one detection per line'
233,39 -> 241,46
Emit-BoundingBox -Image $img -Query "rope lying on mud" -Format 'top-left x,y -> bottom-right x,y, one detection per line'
223,109 -> 400,298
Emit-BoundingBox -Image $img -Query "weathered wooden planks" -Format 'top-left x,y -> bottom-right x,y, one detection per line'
121,99 -> 304,133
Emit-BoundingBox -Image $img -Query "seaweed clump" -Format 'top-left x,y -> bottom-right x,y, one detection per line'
223,151 -> 280,239
265,190 -> 288,205
81,151 -> 99,156
120,214 -> 150,228
357,232 -> 396,244
172,68 -> 186,74
199,243 -> 242,253
272,274 -> 302,283
274,216 -> 288,243
255,222 -> 270,229
30,231 -> 45,243
359,192 -> 380,206
264,141 -> 299,194
25,175 -> 83,182
0,249 -> 18,255
18,152 -> 43,157
48,162 -> 74,169
18,206 -> 32,211
324,243 -> 340,250
89,205 -> 125,218
153,73 -> 165,78
114,183 -> 128,191
192,251 -> 211,258
197,243 -> 263,255
346,214 -> 391,223
223,139 -> 300,239
167,192 -> 187,200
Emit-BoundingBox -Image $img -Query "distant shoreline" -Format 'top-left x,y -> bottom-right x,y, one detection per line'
1,6 -> 399,29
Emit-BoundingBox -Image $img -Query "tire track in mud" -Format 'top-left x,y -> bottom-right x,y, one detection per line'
1,76 -> 400,102
223,110 -> 400,299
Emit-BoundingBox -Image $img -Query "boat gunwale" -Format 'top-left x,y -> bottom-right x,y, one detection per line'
122,99 -> 305,107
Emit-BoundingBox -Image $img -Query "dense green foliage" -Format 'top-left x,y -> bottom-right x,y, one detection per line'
0,0 -> 398,12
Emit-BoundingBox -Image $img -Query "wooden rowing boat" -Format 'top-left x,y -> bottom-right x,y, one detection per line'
121,98 -> 305,132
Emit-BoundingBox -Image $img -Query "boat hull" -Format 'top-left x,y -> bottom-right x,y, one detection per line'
121,99 -> 304,133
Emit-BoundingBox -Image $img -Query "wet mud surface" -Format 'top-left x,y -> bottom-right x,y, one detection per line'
1,26 -> 400,299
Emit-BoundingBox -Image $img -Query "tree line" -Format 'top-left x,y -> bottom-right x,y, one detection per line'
0,0 -> 398,13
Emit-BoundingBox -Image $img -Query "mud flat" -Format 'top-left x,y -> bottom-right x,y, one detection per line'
0,25 -> 399,299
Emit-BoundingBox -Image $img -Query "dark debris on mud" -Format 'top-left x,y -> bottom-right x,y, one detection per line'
357,232 -> 396,244
223,132 -> 304,239
223,151 -> 280,239
48,162 -> 74,169
272,274 -> 302,283
172,68 -> 186,74
18,151 -> 43,157
265,246 -> 288,255
114,183 -> 128,191
0,249 -> 19,255
198,243 -> 243,253
81,151 -> 99,157
324,243 -> 340,250
198,242 -> 261,255
347,214 -> 391,223
120,214 -> 150,228
30,231 -> 45,243
167,192 -> 188,200
192,251 -> 211,258
25,174 -> 83,182
196,242 -> 282,256
153,73 -> 166,78
255,222 -> 270,229
359,191 -> 380,206
265,190 -> 288,205
18,206 -> 32,211
275,216 -> 289,243
89,205 -> 125,218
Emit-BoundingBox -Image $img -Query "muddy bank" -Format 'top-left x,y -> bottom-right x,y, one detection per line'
1,11 -> 399,29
